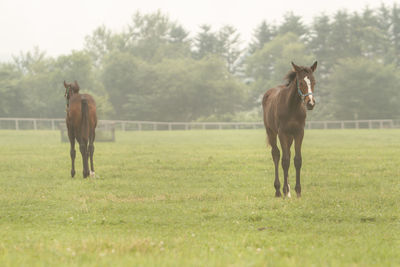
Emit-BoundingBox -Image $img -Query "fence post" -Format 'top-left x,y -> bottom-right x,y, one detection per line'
51,119 -> 55,130
138,123 -> 142,131
33,119 -> 37,130
341,121 -> 344,129
324,121 -> 328,129
122,122 -> 126,131
168,123 -> 172,131
15,119 -> 19,130
355,121 -> 359,129
379,121 -> 383,129
368,120 -> 372,129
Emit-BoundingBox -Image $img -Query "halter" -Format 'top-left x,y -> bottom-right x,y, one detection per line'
296,79 -> 313,101
65,88 -> 73,107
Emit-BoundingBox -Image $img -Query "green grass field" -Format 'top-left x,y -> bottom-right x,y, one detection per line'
0,129 -> 399,266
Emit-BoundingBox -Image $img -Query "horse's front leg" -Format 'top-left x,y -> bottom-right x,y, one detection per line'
68,128 -> 76,178
294,130 -> 304,198
279,133 -> 293,198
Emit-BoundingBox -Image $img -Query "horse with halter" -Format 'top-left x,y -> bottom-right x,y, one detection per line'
262,61 -> 317,197
63,81 -> 97,178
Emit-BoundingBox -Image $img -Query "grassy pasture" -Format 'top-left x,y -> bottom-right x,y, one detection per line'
0,129 -> 399,266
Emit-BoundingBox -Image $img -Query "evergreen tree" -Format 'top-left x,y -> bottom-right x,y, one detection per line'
249,20 -> 275,53
193,25 -> 219,59
278,12 -> 308,38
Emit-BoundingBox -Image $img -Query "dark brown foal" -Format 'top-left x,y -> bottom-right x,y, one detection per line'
64,81 -> 97,178
262,61 -> 317,197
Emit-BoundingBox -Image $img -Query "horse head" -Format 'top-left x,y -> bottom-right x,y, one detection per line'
63,81 -> 80,106
291,61 -> 317,110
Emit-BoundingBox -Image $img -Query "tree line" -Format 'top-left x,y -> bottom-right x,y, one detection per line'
1,5 -> 400,121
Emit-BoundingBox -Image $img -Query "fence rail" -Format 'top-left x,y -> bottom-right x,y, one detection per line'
0,118 -> 399,131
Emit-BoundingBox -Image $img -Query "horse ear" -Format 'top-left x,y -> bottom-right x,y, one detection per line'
291,62 -> 301,73
311,61 -> 318,72
74,80 -> 80,90
63,81 -> 68,89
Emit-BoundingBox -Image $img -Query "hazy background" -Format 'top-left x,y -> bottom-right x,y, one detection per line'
0,0 -> 396,60
1,0 -> 400,122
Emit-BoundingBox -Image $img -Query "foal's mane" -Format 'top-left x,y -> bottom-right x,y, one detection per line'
284,70 -> 297,86
284,66 -> 311,86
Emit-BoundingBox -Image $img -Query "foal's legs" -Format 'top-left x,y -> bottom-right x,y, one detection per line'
279,133 -> 293,198
294,129 -> 304,197
88,130 -> 95,178
267,129 -> 281,197
68,128 -> 76,178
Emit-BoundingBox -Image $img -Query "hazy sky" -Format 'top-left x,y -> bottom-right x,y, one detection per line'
0,0 -> 397,61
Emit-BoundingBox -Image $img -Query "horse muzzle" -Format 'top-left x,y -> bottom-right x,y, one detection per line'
306,100 -> 315,110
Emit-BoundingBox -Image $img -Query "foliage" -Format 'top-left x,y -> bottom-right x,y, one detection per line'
2,6 -> 400,120
102,54 -> 246,121
329,58 -> 400,119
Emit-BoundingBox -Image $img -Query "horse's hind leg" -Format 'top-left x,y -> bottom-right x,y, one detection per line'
78,138 -> 90,178
68,128 -> 76,178
267,129 -> 281,197
88,130 -> 95,178
294,129 -> 304,197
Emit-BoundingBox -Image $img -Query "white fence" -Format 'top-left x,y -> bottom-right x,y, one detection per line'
0,118 -> 399,131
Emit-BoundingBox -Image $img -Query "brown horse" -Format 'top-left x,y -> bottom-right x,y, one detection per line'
64,81 -> 97,178
262,61 -> 317,198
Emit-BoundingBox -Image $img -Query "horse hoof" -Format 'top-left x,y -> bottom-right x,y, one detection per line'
90,171 -> 95,178
71,170 -> 75,177
275,191 -> 282,198
296,192 -> 301,198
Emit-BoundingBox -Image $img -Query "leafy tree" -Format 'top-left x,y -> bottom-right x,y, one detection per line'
84,25 -> 115,67
0,63 -> 23,117
329,58 -> 400,119
124,11 -> 191,62
121,56 -> 246,121
390,4 -> 400,66
101,51 -> 147,118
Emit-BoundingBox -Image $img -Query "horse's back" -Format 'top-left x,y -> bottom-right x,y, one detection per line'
82,94 -> 97,129
67,94 -> 97,132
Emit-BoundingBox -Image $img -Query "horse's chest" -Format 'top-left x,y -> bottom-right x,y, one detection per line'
279,117 -> 305,134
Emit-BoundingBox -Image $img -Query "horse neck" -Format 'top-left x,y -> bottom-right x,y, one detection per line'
286,78 -> 303,110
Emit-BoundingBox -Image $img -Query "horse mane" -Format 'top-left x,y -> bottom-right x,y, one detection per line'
285,70 -> 297,86
284,66 -> 311,86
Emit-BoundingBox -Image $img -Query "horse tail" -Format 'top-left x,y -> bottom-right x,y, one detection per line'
81,98 -> 89,141
262,91 -> 271,147
262,91 -> 269,109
